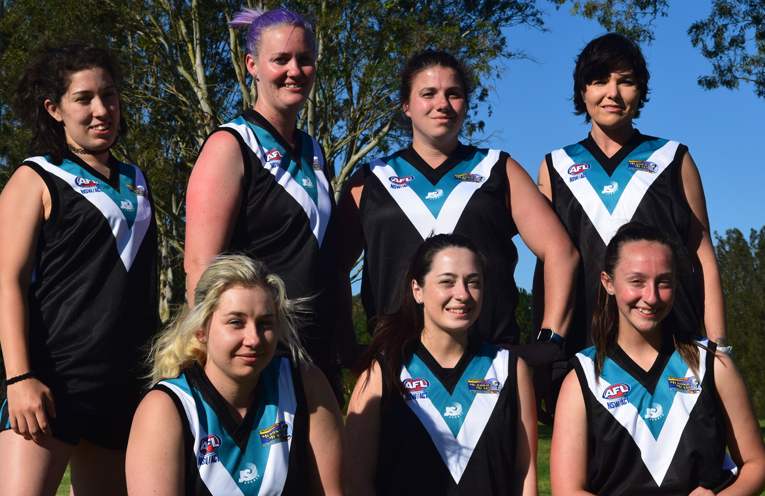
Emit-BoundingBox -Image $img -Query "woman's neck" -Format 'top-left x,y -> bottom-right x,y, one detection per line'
205,368 -> 257,425
617,325 -> 664,371
590,123 -> 636,158
420,326 -> 468,368
68,143 -> 112,178
253,103 -> 298,148
411,137 -> 459,169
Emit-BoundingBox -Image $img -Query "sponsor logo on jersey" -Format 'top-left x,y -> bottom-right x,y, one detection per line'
468,378 -> 501,394
389,176 -> 414,189
126,184 -> 146,196
259,421 -> 292,448
568,163 -> 590,182
425,189 -> 444,200
120,200 -> 135,212
644,403 -> 664,420
602,181 -> 619,195
628,160 -> 657,173
454,173 -> 484,183
238,463 -> 260,484
75,177 -> 99,188
602,383 -> 631,399
607,397 -> 630,409
669,376 -> 702,394
444,402 -> 464,418
312,157 -> 322,170
403,377 -> 429,400
302,177 -> 314,188
266,149 -> 283,162
197,434 -> 222,466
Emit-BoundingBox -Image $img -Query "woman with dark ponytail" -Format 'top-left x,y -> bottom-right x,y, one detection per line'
346,234 -> 538,495
551,222 -> 765,495
0,44 -> 157,495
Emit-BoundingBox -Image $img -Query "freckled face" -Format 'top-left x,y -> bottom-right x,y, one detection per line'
247,25 -> 316,119
412,247 -> 483,336
45,67 -> 120,151
602,240 -> 675,339
197,285 -> 280,387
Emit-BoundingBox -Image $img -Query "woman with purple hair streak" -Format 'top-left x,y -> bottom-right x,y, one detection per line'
184,8 -> 343,403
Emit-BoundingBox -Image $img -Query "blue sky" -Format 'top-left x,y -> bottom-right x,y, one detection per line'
480,2 -> 765,291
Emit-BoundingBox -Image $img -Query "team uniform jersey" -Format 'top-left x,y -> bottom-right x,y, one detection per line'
572,339 -> 737,494
546,132 -> 700,357
2,151 -> 157,415
153,358 -> 309,496
376,340 -> 519,495
360,144 -> 520,345
212,110 -> 339,367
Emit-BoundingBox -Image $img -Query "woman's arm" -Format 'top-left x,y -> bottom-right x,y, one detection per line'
0,166 -> 55,444
125,390 -> 185,495
550,370 -> 595,496
184,131 -> 245,306
335,170 -> 367,367
678,151 -> 727,346
713,353 -> 765,496
514,357 -> 539,496
302,364 -> 346,496
507,157 -> 579,366
345,361 -> 383,496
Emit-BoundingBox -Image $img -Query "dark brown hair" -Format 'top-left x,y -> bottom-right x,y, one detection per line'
592,222 -> 702,379
573,33 -> 650,123
355,233 -> 485,399
12,43 -> 127,161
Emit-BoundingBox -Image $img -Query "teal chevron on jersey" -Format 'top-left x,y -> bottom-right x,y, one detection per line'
58,158 -> 141,229
239,117 -> 318,205
562,138 -> 669,215
383,149 -> 488,218
161,358 -> 293,495
403,343 -> 496,436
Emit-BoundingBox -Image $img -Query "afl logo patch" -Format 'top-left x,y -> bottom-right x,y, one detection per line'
197,434 -> 222,466
75,177 -> 99,188
602,383 -> 631,399
454,173 -> 484,183
389,176 -> 414,189
568,163 -> 590,175
265,149 -> 283,162
403,378 -> 430,392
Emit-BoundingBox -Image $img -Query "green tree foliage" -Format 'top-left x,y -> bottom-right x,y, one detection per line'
517,286 -> 533,344
715,226 -> 765,417
689,1 -> 765,98
553,0 -> 765,99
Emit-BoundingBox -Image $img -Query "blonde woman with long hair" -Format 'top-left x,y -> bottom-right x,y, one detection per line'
126,255 -> 344,495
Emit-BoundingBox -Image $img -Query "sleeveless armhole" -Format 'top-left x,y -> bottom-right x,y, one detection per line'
19,161 -> 60,230
572,359 -> 596,446
671,144 -> 691,216
150,383 -> 198,492
544,153 -> 556,208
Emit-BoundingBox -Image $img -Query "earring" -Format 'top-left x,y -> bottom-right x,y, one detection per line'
608,292 -> 613,296
417,299 -> 422,304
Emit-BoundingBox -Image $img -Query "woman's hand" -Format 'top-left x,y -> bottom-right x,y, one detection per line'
6,378 -> 56,444
688,487 -> 715,496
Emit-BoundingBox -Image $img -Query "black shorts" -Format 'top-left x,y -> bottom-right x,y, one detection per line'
0,398 -> 133,450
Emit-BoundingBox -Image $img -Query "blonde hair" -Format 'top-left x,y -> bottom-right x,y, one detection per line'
149,254 -> 309,383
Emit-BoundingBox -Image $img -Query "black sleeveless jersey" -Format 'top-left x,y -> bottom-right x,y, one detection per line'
20,151 -> 157,414
209,110 -> 339,366
547,132 -> 700,357
155,358 -> 309,495
572,339 -> 736,494
360,144 -> 520,345
376,340 -> 519,495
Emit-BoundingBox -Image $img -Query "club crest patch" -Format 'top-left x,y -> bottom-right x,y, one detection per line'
668,376 -> 702,394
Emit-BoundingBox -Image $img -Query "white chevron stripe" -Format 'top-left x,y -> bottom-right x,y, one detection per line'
259,359 -> 296,496
400,349 -> 509,483
221,122 -> 331,246
576,350 -> 706,486
371,150 -> 501,240
551,141 -> 679,245
28,157 -> 151,271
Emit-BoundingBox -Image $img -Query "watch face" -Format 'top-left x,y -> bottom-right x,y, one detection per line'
538,328 -> 553,343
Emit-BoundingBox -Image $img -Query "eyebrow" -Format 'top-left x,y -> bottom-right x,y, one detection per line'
435,272 -> 482,278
